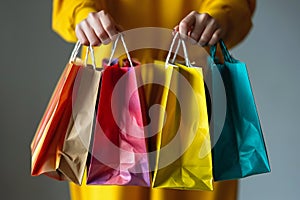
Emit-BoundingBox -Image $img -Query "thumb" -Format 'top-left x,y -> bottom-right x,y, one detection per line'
172,25 -> 179,35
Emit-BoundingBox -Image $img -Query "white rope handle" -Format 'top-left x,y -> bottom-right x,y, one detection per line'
171,39 -> 191,67
165,32 -> 180,68
172,39 -> 181,64
84,46 -> 89,65
108,34 -> 133,67
84,44 -> 96,69
69,41 -> 81,62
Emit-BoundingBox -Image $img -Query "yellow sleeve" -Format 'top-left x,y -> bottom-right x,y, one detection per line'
199,0 -> 256,48
52,0 -> 101,43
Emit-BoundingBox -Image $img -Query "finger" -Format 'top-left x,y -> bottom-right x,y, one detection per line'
89,18 -> 110,44
179,11 -> 197,38
116,24 -> 124,32
81,20 -> 101,46
75,25 -> 89,46
75,22 -> 101,46
173,25 -> 179,32
98,11 -> 119,39
86,12 -> 110,45
199,20 -> 219,46
189,13 -> 210,43
208,28 -> 223,46
172,25 -> 179,36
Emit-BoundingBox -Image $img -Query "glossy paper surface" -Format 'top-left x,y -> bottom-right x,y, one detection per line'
31,62 -> 81,180
87,60 -> 150,186
151,61 -> 213,191
58,65 -> 101,184
210,41 -> 271,181
31,60 -> 101,184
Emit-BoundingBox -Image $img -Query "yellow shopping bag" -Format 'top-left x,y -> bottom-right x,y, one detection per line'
151,35 -> 213,190
135,60 -> 174,173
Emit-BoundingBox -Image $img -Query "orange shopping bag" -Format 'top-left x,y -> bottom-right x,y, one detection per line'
31,43 -> 101,184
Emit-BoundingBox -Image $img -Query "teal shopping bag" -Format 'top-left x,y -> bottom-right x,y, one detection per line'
209,41 -> 271,181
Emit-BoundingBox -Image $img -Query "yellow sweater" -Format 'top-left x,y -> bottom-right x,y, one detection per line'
51,1 -> 255,200
53,0 -> 255,48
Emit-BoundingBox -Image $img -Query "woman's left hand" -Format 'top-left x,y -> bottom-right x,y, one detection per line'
175,11 -> 225,46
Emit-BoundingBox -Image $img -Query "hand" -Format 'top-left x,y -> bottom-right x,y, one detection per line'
175,11 -> 225,46
75,10 -> 121,46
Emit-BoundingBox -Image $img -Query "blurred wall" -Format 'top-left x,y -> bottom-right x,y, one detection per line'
233,1 -> 300,199
0,1 -> 71,199
0,0 -> 299,199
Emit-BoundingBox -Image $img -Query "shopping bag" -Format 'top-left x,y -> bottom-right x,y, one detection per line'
31,43 -> 101,184
87,34 -> 150,186
58,46 -> 102,184
151,35 -> 213,190
31,42 -> 81,180
209,41 -> 271,181
134,57 -> 174,180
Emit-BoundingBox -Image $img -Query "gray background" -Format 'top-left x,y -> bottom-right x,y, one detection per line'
0,0 -> 299,199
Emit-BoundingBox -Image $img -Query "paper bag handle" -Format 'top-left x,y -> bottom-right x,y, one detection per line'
84,45 -> 96,69
69,41 -> 81,63
69,41 -> 96,69
165,32 -> 191,68
210,40 -> 234,63
108,34 -> 133,67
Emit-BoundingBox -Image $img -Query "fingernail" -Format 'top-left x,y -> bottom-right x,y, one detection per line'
199,40 -> 207,46
102,39 -> 111,45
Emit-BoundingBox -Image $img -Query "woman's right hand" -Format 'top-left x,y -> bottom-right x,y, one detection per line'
75,10 -> 121,46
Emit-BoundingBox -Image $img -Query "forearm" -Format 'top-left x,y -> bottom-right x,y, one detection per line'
52,0 -> 99,42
